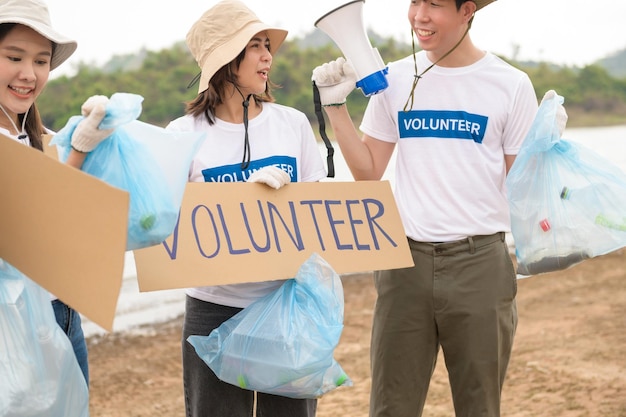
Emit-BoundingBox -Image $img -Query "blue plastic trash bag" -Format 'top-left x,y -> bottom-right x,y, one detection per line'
0,259 -> 89,417
506,92 -> 626,275
188,253 -> 352,399
51,92 -> 205,250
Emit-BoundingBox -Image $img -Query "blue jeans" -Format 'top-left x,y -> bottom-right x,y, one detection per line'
182,295 -> 317,417
52,299 -> 89,386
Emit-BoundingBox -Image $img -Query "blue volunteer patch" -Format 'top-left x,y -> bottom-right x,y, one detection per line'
398,110 -> 488,143
202,155 -> 297,183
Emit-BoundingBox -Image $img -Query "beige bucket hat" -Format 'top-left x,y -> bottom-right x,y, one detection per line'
473,0 -> 496,11
0,0 -> 77,70
186,0 -> 288,93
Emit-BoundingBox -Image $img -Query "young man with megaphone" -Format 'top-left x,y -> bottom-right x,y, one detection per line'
312,1 -> 538,416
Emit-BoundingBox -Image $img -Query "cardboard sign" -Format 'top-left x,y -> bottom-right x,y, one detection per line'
134,180 -> 413,291
0,134 -> 129,331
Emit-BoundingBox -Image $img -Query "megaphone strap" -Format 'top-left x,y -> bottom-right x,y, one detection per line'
312,81 -> 335,178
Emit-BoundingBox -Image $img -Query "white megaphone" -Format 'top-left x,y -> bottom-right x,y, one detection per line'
315,0 -> 388,96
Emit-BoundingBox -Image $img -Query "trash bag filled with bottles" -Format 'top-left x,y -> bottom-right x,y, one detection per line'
506,92 -> 626,275
188,253 -> 352,399
52,93 -> 204,250
0,259 -> 89,417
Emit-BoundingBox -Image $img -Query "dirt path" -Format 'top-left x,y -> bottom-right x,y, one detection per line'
88,250 -> 626,416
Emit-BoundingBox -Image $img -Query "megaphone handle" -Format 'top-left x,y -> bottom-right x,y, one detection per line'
312,81 -> 335,178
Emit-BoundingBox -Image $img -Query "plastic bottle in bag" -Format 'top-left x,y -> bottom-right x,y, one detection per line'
560,183 -> 626,252
515,191 -> 591,276
517,232 -> 590,276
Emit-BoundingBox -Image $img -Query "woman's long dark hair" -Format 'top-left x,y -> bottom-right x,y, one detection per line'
185,47 -> 279,125
0,23 -> 48,151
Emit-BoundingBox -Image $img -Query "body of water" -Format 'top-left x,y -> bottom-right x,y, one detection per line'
82,124 -> 626,338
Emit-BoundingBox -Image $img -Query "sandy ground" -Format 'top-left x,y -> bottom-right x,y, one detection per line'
88,250 -> 626,417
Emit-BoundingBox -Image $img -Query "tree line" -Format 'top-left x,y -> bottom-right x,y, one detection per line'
39,35 -> 626,132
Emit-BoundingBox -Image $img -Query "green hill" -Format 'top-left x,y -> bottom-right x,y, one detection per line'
39,31 -> 626,132
597,47 -> 626,79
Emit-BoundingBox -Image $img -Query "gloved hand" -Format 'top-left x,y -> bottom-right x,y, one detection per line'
70,95 -> 115,152
247,166 -> 291,190
541,90 -> 568,137
311,57 -> 357,106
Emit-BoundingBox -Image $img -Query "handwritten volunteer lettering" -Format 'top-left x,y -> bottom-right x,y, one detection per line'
162,197 -> 397,259
133,181 -> 414,291
398,110 -> 488,143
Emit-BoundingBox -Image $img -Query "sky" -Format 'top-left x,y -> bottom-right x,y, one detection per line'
45,0 -> 626,78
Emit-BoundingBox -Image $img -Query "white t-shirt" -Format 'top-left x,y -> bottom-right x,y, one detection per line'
360,51 -> 538,242
166,102 -> 327,308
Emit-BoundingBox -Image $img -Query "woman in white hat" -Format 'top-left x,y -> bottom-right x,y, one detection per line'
0,0 -> 113,386
166,1 -> 326,416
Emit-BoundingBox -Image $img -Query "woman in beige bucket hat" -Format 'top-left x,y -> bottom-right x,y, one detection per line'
0,0 -> 114,388
166,1 -> 326,416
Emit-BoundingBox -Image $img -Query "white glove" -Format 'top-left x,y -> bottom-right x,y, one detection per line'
541,90 -> 568,138
247,166 -> 291,190
70,95 -> 115,152
311,57 -> 357,106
